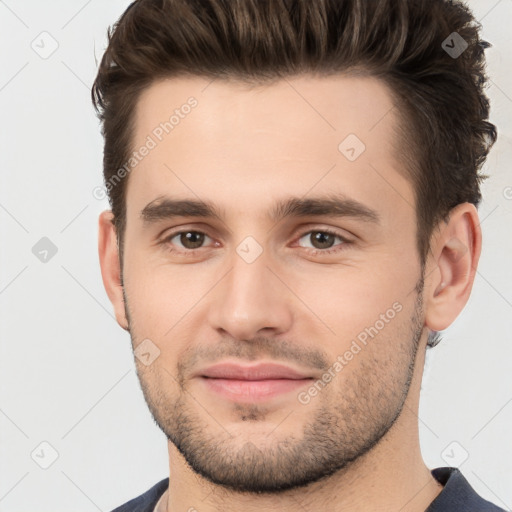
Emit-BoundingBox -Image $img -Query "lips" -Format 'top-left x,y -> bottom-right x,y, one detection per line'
199,362 -> 311,380
196,362 -> 314,402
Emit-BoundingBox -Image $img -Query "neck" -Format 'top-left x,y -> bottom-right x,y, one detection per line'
161,345 -> 443,512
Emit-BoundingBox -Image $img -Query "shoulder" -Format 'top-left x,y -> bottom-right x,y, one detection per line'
110,477 -> 169,512
427,467 -> 506,511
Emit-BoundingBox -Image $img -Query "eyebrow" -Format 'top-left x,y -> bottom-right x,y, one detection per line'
140,193 -> 380,225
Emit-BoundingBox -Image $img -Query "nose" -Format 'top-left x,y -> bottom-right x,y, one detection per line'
207,249 -> 294,341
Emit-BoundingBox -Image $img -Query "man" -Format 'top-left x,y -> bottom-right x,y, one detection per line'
92,0 -> 504,510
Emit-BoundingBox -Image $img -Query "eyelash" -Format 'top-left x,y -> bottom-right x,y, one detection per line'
160,228 -> 352,256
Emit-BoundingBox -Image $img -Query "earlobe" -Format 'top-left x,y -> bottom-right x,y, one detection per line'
98,210 -> 129,330
424,203 -> 482,332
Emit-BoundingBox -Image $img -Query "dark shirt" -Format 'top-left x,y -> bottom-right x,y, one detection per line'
111,467 -> 506,511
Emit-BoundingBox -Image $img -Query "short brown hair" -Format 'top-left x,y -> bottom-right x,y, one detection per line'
92,0 -> 496,271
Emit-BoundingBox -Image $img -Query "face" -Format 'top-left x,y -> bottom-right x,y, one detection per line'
118,74 -> 427,493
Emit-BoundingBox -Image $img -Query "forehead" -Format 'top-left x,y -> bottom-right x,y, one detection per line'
133,73 -> 398,151
126,73 -> 413,224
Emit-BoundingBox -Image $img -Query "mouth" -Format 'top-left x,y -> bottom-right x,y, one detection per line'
197,362 -> 315,402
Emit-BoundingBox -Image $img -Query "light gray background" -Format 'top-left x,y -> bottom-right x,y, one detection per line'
0,0 -> 511,510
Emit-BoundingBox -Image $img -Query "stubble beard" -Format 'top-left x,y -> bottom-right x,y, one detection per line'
125,276 -> 425,494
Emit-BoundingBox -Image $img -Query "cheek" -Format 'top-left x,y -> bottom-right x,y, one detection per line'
123,251 -> 214,336
283,257 -> 416,342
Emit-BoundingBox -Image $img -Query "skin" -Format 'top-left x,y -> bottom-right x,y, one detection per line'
98,74 -> 481,512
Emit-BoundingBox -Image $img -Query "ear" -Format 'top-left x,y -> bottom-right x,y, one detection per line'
424,203 -> 482,332
98,210 -> 129,330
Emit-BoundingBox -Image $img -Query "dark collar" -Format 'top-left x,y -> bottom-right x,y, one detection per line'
112,467 -> 506,511
426,467 -> 505,511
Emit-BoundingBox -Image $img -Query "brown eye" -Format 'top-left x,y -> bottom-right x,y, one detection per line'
298,230 -> 344,250
295,229 -> 351,254
309,231 -> 336,249
178,231 -> 205,249
164,231 -> 212,251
